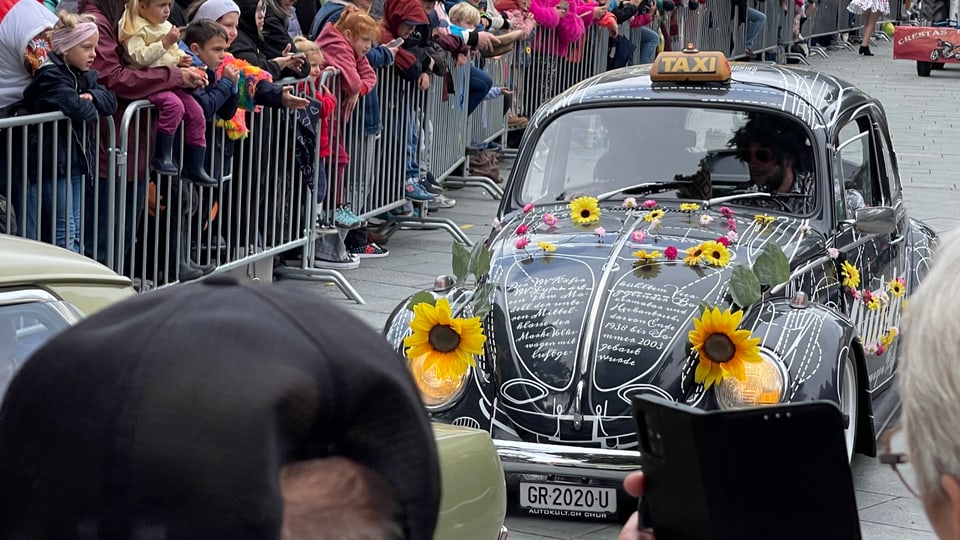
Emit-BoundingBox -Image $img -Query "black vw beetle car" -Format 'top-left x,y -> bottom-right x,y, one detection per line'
385,47 -> 938,520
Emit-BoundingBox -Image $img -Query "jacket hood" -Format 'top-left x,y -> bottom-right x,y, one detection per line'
235,0 -> 263,41
486,204 -> 820,444
382,0 -> 429,35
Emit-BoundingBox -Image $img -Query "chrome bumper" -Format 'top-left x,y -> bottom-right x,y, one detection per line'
493,439 -> 642,482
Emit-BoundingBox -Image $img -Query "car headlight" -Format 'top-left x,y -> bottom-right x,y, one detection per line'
715,349 -> 788,409
407,354 -> 470,410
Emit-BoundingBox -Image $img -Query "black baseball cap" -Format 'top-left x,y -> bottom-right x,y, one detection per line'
0,276 -> 441,540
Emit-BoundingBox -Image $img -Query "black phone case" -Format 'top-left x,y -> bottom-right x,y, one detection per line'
632,395 -> 862,540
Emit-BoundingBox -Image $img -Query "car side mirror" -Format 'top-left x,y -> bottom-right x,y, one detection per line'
854,206 -> 897,235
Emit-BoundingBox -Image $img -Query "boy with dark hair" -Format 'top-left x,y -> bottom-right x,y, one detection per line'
180,19 -> 240,122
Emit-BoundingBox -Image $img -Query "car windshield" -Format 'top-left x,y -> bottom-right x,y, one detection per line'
0,302 -> 72,400
520,106 -> 818,215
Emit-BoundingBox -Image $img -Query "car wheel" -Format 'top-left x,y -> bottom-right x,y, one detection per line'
839,351 -> 858,462
917,61 -> 933,77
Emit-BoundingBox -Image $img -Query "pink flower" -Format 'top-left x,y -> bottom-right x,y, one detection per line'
542,213 -> 558,227
522,202 -> 534,213
828,248 -> 840,259
725,230 -> 738,243
516,224 -> 529,235
876,344 -> 885,355
863,289 -> 873,302
664,246 -> 678,260
642,199 -> 657,209
622,197 -> 638,209
700,215 -> 714,226
848,288 -> 861,300
716,236 -> 730,247
515,237 -> 530,249
719,206 -> 734,219
800,224 -> 812,235
594,226 -> 607,237
491,217 -> 501,230
631,230 -> 647,243
726,218 -> 737,231
650,218 -> 661,229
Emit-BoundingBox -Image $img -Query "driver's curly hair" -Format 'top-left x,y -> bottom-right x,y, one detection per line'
729,114 -> 812,167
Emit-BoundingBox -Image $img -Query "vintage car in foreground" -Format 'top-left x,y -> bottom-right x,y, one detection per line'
385,47 -> 938,520
0,234 -> 508,540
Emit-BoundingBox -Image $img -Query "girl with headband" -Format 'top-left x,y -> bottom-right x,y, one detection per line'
20,11 -> 118,253
119,0 -> 219,186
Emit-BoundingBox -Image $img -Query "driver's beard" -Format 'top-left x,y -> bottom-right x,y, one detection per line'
757,167 -> 786,194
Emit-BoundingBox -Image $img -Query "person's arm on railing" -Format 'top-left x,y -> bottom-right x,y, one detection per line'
84,71 -> 119,117
27,68 -> 99,123
529,0 -> 561,27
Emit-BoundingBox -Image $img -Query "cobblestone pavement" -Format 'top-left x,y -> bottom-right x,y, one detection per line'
300,36 -> 958,539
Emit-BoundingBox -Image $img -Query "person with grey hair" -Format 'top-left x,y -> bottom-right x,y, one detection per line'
896,228 -> 960,539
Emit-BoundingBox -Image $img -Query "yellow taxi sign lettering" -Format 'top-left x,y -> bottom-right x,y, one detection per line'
650,43 -> 731,83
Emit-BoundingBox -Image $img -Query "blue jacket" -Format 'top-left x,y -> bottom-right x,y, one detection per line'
21,53 -> 117,180
178,42 -> 240,122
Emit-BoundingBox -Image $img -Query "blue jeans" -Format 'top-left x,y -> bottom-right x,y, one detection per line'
404,106 -> 419,180
638,26 -> 659,64
746,7 -> 766,49
25,175 -> 82,254
468,65 -> 493,117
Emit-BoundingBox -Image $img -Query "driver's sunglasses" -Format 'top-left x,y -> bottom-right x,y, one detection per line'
878,425 -> 921,499
737,147 -> 775,164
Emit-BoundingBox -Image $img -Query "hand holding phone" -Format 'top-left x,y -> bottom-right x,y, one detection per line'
291,52 -> 306,59
385,37 -> 405,48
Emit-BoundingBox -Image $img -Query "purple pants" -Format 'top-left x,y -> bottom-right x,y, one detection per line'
149,88 -> 205,147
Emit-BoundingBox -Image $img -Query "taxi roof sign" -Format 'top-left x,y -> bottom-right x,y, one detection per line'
650,43 -> 731,83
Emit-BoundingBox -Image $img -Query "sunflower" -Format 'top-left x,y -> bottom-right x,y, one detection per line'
754,214 -> 776,226
538,241 -> 556,252
683,244 -> 704,266
633,249 -> 661,263
880,328 -> 898,348
404,298 -> 486,380
840,260 -> 860,289
688,307 -> 763,389
644,209 -> 665,222
866,297 -> 881,311
569,196 -> 601,225
889,278 -> 906,298
700,240 -> 731,267
680,203 -> 701,213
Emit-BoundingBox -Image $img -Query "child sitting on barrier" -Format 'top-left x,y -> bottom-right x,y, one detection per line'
119,0 -> 219,186
314,7 -> 378,230
21,10 -> 118,253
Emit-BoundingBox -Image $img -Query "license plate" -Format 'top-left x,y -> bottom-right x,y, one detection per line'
519,482 -> 617,518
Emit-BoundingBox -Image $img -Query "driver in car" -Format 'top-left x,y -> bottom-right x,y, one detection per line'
729,117 -> 818,214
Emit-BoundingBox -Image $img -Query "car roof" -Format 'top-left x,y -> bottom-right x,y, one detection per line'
0,234 -> 131,288
536,62 -> 875,132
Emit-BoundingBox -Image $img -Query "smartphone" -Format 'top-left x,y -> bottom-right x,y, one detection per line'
291,52 -> 306,59
632,395 -> 861,540
385,37 -> 405,48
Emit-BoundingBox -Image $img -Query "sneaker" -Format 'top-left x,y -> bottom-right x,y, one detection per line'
334,205 -> 367,229
435,194 -> 457,208
313,253 -> 360,270
420,177 -> 443,195
405,179 -> 435,201
349,242 -> 389,258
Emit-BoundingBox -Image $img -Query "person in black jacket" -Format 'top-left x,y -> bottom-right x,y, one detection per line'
22,11 -> 117,253
230,0 -> 309,79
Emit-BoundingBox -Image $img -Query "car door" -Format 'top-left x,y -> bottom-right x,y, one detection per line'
833,110 -> 906,392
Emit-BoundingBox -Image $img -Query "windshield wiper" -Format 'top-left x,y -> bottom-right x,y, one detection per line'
704,191 -> 812,207
597,181 -> 692,202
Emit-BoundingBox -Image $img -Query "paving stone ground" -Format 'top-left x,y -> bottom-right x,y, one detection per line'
294,37 -> 957,539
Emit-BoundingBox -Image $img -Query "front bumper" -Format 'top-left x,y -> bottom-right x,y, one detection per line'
494,439 -> 642,483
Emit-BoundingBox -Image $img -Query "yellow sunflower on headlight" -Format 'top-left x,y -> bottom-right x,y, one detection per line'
569,196 -> 601,225
404,298 -> 486,380
688,307 -> 763,390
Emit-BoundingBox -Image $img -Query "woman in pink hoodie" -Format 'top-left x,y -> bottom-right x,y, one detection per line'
314,6 -> 378,216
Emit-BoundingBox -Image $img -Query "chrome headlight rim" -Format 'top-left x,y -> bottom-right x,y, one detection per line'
422,364 -> 472,412
715,347 -> 790,410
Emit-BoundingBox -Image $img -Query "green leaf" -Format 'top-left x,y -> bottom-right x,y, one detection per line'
729,264 -> 761,308
472,282 -> 496,319
753,243 -> 791,287
406,292 -> 436,312
452,242 -> 470,283
472,243 -> 492,280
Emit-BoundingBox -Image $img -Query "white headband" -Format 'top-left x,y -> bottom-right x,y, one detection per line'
192,0 -> 241,23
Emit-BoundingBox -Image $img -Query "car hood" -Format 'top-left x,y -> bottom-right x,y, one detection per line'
0,234 -> 131,288
487,204 -> 820,444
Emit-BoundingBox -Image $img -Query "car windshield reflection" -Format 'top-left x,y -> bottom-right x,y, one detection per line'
521,107 -> 818,215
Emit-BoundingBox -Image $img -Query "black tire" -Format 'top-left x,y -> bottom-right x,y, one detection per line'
933,62 -> 947,69
918,61 -> 933,76
840,351 -> 859,462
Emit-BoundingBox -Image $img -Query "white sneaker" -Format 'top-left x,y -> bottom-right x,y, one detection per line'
313,254 -> 360,270
435,194 -> 457,208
